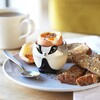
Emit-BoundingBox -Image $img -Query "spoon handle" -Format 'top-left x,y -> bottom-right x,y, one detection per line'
2,50 -> 25,72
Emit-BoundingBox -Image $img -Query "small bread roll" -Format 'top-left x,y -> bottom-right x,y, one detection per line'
37,32 -> 63,47
19,42 -> 34,64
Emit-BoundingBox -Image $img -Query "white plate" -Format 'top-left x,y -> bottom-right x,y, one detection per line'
2,54 -> 100,92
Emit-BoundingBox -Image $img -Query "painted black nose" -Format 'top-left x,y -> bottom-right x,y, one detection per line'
39,58 -> 57,74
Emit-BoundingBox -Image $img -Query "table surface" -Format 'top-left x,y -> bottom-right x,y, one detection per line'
0,32 -> 87,100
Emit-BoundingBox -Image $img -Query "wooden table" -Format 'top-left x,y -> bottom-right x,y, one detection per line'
0,32 -> 86,100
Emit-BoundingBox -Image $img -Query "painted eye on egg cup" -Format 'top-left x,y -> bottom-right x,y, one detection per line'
33,41 -> 68,74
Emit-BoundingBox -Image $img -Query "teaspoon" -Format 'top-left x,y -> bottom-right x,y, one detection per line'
2,50 -> 40,78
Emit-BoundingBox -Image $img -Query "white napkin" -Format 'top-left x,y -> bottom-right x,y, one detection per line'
73,86 -> 100,100
65,36 -> 100,100
65,35 -> 100,53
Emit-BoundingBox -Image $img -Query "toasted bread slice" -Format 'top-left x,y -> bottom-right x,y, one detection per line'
72,53 -> 100,77
67,43 -> 92,62
76,71 -> 99,86
57,65 -> 86,85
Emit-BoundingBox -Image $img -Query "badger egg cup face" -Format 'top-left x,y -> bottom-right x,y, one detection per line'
33,41 -> 68,74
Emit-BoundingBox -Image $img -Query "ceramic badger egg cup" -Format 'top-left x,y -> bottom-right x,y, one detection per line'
33,41 -> 68,74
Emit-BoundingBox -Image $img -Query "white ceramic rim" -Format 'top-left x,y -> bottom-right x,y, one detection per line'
2,57 -> 100,92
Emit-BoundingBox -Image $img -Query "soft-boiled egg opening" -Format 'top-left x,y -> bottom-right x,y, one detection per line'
37,32 -> 63,47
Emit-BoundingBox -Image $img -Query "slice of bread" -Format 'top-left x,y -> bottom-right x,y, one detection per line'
57,65 -> 86,85
72,53 -> 100,77
76,71 -> 99,86
67,43 -> 92,62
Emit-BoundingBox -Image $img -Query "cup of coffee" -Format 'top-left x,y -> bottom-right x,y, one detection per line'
0,8 -> 35,49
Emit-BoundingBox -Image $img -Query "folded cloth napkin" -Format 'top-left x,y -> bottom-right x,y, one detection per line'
65,36 -> 100,100
73,86 -> 100,100
65,35 -> 100,53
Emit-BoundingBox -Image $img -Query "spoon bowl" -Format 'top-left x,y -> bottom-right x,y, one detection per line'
2,50 -> 40,78
21,71 -> 40,78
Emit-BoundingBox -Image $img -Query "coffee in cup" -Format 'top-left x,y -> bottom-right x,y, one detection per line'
0,8 -> 35,49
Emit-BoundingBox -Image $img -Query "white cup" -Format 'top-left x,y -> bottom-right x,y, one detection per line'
0,8 -> 35,49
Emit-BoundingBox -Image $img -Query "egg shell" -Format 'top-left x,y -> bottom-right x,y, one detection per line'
19,42 -> 34,64
37,32 -> 63,47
